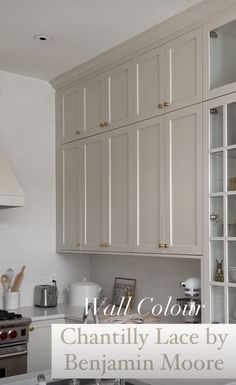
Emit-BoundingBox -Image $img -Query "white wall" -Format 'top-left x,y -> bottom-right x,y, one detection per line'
0,70 -> 90,307
91,254 -> 200,311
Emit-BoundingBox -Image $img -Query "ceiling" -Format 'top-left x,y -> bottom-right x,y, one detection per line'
0,0 -> 203,81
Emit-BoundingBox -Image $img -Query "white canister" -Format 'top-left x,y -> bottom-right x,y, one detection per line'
4,292 -> 20,310
68,277 -> 102,307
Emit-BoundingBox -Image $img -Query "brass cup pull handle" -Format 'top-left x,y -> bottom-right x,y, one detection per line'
159,243 -> 165,249
75,130 -> 81,135
100,242 -> 105,247
158,102 -> 164,109
104,242 -> 110,247
76,242 -> 80,247
164,101 -> 170,107
165,243 -> 170,249
100,123 -> 105,128
104,122 -> 109,127
29,326 -> 34,332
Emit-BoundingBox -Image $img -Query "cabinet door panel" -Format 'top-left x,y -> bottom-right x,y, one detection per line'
165,28 -> 202,112
107,62 -> 132,129
59,86 -> 82,143
104,128 -> 133,251
134,117 -> 165,253
165,105 -> 202,255
133,47 -> 165,121
82,136 -> 104,250
83,75 -> 105,135
57,143 -> 81,251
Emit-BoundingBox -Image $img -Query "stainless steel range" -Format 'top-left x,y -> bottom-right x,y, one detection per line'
0,310 -> 31,378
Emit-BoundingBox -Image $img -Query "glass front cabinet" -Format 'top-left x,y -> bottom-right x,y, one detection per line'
204,92 -> 236,323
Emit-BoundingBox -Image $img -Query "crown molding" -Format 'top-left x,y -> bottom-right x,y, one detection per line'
50,0 -> 236,90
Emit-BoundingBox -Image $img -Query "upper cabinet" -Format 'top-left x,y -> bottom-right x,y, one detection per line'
133,28 -> 202,121
58,62 -> 133,144
203,13 -> 236,100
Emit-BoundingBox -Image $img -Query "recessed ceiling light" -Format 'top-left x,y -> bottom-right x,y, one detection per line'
34,34 -> 51,42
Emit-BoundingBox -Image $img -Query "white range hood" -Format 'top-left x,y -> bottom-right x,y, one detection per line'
0,149 -> 25,208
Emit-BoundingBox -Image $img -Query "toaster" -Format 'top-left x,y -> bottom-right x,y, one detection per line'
34,283 -> 58,308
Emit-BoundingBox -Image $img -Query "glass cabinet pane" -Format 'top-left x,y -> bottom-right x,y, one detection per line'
210,197 -> 224,237
210,152 -> 223,193
228,149 -> 236,191
228,241 -> 236,283
229,287 -> 236,323
210,106 -> 223,149
211,286 -> 225,323
210,241 -> 224,282
227,195 -> 236,237
227,102 -> 236,146
210,20 -> 236,91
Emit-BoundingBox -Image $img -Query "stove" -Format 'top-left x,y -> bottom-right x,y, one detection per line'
0,310 -> 31,378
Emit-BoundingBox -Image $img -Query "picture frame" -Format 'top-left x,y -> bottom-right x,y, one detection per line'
112,277 -> 136,308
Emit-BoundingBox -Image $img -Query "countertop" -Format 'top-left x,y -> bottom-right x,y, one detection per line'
19,303 -> 183,323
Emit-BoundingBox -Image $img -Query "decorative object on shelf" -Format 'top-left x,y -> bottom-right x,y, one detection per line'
228,177 -> 236,191
215,259 -> 224,282
112,277 -> 136,309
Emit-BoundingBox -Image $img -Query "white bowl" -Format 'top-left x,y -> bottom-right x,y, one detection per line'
229,267 -> 236,283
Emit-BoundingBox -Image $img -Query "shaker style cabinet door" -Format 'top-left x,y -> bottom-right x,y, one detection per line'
165,28 -> 202,112
58,86 -> 83,144
81,74 -> 106,137
133,47 -> 165,121
133,116 -> 165,253
102,127 -> 133,252
81,135 -> 105,251
164,104 -> 203,255
56,142 -> 81,251
105,62 -> 133,130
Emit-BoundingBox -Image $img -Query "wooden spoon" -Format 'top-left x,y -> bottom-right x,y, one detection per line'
12,265 -> 26,292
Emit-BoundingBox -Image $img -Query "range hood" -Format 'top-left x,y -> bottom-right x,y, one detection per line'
0,149 -> 25,208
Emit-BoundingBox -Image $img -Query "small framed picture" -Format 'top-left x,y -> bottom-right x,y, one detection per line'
112,277 -> 136,308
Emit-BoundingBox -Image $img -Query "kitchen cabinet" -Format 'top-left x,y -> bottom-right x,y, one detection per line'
203,92 -> 236,323
203,13 -> 236,100
56,141 -> 81,251
164,104 -> 203,255
133,28 -> 202,121
82,126 -> 133,252
134,104 -> 203,255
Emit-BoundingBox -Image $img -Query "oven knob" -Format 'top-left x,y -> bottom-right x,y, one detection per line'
0,331 -> 7,340
8,330 -> 17,339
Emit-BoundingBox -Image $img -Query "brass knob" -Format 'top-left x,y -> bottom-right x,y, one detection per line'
104,122 -> 109,127
164,101 -> 170,107
159,243 -> 165,249
165,243 -> 170,248
100,123 -> 105,128
75,130 -> 81,135
158,102 -> 164,109
29,326 -> 34,332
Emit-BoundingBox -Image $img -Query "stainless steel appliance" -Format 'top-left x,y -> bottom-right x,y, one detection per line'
34,281 -> 58,308
0,310 -> 31,378
176,277 -> 201,323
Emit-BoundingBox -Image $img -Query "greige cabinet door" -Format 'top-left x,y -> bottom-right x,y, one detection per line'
133,47 -> 165,121
82,135 -> 105,250
57,142 -> 81,251
165,28 -> 202,112
133,116 -> 165,253
82,74 -> 106,137
106,62 -> 133,130
58,86 -> 83,144
103,127 -> 133,252
164,104 -> 203,255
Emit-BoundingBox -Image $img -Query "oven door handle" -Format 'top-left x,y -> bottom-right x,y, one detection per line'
0,350 -> 27,359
